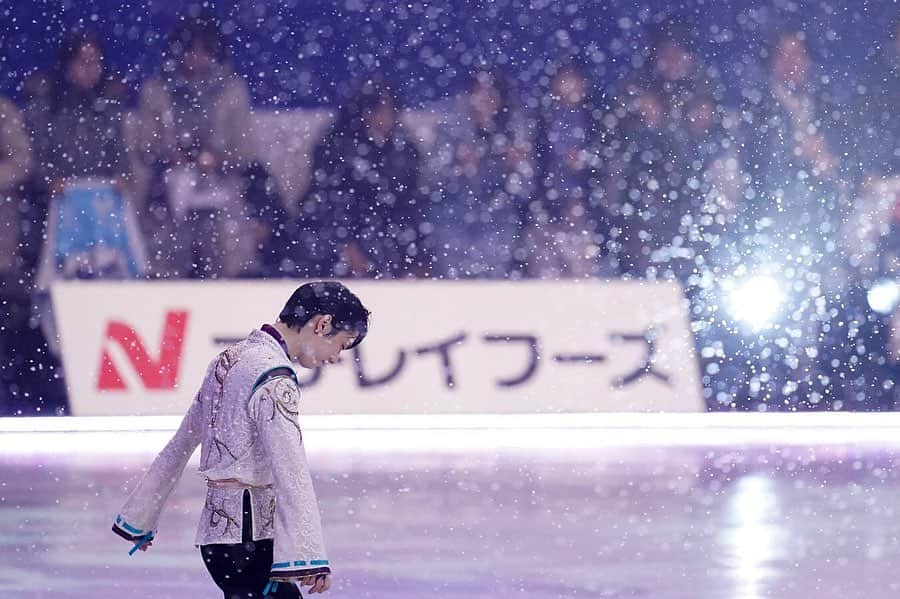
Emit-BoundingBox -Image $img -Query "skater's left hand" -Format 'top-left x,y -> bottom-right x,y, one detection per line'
138,541 -> 152,552
300,573 -> 331,594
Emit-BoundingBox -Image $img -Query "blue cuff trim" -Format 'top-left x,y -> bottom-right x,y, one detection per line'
116,516 -> 144,535
273,559 -> 328,569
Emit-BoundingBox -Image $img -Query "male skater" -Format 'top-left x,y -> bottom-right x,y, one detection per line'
113,281 -> 370,597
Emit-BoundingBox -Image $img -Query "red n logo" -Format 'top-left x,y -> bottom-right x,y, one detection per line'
97,311 -> 189,390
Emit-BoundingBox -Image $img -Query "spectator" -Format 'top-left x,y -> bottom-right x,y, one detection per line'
842,18 -> 900,279
607,19 -> 727,281
525,60 -> 614,279
135,12 -> 256,278
0,95 -> 34,414
0,96 -> 33,292
27,30 -> 146,310
299,77 -> 431,278
25,31 -> 132,190
19,31 -> 144,413
426,70 -> 533,279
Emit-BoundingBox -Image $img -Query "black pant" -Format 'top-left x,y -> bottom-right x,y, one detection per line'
200,490 -> 301,599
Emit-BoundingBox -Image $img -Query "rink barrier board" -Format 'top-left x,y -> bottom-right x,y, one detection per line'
51,280 -> 705,416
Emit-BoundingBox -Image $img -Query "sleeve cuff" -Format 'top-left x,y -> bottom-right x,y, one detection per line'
112,515 -> 155,555
270,560 -> 331,581
112,515 -> 150,542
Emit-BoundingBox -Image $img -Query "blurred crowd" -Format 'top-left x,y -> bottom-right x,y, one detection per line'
1,14 -> 898,414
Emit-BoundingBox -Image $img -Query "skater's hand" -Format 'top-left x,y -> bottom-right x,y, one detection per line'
139,540 -> 152,552
300,573 -> 331,594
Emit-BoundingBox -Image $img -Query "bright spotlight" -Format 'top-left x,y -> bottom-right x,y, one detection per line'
727,275 -> 784,330
867,279 -> 900,315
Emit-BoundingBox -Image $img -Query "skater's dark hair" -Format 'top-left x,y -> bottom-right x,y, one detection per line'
279,282 -> 369,348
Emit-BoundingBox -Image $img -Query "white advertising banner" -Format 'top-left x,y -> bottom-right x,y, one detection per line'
51,280 -> 704,416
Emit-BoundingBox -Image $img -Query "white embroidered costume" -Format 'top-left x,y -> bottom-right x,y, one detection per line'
112,328 -> 330,580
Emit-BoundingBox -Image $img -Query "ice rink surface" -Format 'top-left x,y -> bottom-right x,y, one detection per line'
2,415 -> 900,598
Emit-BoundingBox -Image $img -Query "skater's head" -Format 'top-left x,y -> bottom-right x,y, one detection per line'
275,282 -> 370,368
